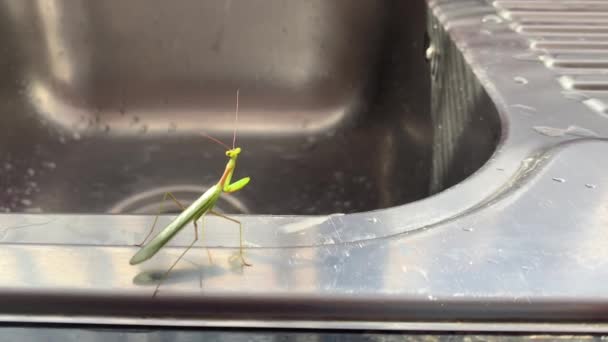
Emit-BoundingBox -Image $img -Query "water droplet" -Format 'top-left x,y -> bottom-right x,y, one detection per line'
425,44 -> 436,60
366,217 -> 379,223
42,161 -> 56,170
534,126 -> 562,137
552,177 -> 566,183
513,52 -> 539,62
334,171 -> 344,181
354,176 -> 367,184
511,104 -> 537,115
3,163 -> 13,171
300,119 -> 313,129
462,227 -> 474,232
26,168 -> 35,177
168,122 -> 177,133
302,134 -> 317,144
20,199 -> 32,206
72,132 -> 81,140
534,126 -> 568,137
564,126 -> 599,138
280,154 -> 299,161
324,129 -> 337,138
514,76 -> 528,85
482,14 -> 503,24
585,184 -> 597,189
562,90 -> 588,102
59,136 -> 67,144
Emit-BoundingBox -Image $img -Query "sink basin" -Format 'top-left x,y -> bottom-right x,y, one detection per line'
0,0 -> 500,215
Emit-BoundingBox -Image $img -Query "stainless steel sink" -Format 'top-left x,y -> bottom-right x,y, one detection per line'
9,0 -> 608,334
0,0 -> 499,215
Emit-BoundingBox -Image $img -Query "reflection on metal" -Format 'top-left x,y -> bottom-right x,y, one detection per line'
4,0 -> 608,333
27,83 -> 352,137
27,79 -> 90,132
496,0 -> 608,121
36,0 -> 76,85
4,0 -> 375,137
0,0 -> 442,216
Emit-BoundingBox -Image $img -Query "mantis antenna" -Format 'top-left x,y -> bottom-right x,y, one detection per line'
200,89 -> 240,151
200,132 -> 231,150
233,89 -> 239,149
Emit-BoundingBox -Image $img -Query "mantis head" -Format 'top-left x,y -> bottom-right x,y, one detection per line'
226,147 -> 242,159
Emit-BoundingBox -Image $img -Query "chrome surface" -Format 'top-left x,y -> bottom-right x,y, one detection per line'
0,0 -> 461,216
1,0 -> 608,332
494,0 -> 608,119
1,326 -> 606,342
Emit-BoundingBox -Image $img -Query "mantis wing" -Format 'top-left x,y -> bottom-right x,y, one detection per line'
129,185 -> 221,265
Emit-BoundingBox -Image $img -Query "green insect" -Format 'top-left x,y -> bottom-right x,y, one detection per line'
130,90 -> 251,296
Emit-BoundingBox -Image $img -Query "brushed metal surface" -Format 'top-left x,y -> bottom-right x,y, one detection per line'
0,0 -> 455,216
2,0 -> 608,332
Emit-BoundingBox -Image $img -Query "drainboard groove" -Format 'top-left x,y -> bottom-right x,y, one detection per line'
532,41 -> 608,52
494,1 -> 608,12
496,0 -> 608,117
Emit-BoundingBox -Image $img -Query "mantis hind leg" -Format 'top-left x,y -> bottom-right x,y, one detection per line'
153,217 -> 215,297
136,192 -> 185,247
209,209 -> 252,267
194,213 -> 214,264
153,219 -> 200,297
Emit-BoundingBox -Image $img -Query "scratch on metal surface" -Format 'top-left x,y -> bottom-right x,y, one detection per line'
533,125 -> 600,138
0,219 -> 55,241
517,269 -> 533,304
328,216 -> 342,243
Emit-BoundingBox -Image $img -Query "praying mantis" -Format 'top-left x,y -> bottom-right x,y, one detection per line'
130,90 -> 252,296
